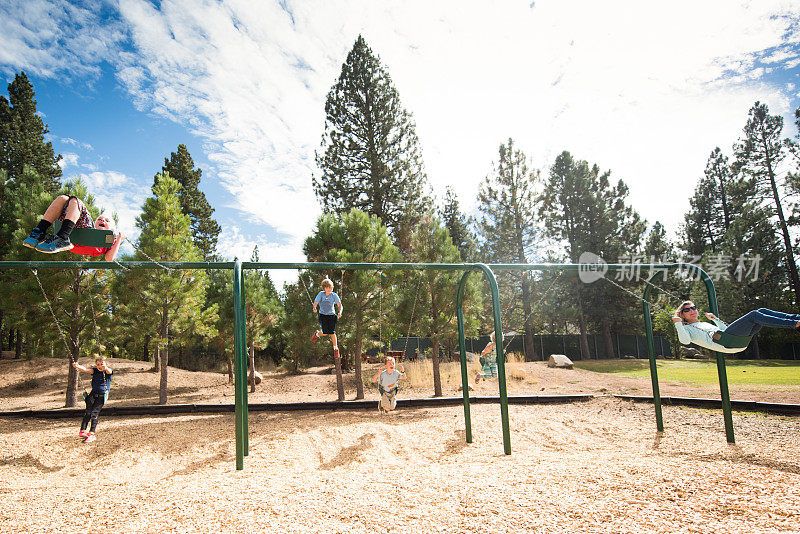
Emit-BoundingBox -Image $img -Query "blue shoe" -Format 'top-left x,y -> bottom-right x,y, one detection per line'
22,228 -> 46,249
36,235 -> 74,254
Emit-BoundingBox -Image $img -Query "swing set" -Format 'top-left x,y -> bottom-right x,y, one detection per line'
0,258 -> 742,471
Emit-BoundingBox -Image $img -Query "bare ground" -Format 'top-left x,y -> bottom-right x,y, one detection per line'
0,358 -> 799,533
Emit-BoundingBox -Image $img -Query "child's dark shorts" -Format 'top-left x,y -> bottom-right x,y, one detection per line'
318,313 -> 338,335
59,196 -> 93,228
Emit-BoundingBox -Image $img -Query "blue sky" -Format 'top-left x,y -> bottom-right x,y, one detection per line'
2,0 -> 800,286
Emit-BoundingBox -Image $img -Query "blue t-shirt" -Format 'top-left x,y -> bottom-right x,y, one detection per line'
314,291 -> 341,315
91,368 -> 112,394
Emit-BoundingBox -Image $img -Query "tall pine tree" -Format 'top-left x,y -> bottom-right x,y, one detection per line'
314,35 -> 431,248
732,102 -> 800,306
158,145 -> 221,259
440,187 -> 476,261
477,139 -> 540,360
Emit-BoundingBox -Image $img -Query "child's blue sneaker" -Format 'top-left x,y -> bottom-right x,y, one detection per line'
36,235 -> 73,254
22,228 -> 46,249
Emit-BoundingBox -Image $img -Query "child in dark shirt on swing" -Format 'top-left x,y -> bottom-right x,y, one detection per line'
73,355 -> 112,443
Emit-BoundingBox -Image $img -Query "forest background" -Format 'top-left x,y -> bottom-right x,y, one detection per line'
2,37 -> 800,406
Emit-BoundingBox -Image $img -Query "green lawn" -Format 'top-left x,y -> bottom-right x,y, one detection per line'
573,359 -> 800,386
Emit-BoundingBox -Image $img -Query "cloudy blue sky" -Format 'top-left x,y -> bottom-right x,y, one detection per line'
2,0 -> 799,284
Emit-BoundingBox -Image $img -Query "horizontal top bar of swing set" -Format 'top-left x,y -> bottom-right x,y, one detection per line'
0,261 -> 705,273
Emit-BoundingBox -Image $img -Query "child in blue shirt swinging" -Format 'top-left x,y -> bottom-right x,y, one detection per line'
311,277 -> 343,359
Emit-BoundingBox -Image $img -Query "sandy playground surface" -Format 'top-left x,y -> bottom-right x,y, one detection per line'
0,358 -> 799,533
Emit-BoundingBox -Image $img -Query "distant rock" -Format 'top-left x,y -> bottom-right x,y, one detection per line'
249,370 -> 263,385
547,354 -> 574,369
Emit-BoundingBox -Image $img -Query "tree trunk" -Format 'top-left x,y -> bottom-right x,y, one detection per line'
8,329 -> 14,352
227,355 -> 234,384
354,316 -> 364,400
143,334 -> 150,363
333,350 -> 345,401
751,336 -> 761,359
249,340 -> 256,393
602,320 -> 615,360
0,310 -> 4,350
576,284 -> 591,359
65,339 -> 81,407
766,157 -> 800,306
159,312 -> 169,405
520,275 -> 536,361
15,330 -> 22,359
432,339 -> 442,397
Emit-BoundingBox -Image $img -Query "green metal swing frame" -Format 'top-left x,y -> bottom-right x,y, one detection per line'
0,259 -> 737,470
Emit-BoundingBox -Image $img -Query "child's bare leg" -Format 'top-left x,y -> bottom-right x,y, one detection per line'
331,333 -> 338,347
42,195 -> 70,222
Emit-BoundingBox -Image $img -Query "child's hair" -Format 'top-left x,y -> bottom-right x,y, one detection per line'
321,278 -> 334,289
385,356 -> 395,365
93,353 -> 106,364
490,331 -> 503,342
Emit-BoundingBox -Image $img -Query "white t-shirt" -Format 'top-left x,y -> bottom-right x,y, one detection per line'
378,369 -> 402,390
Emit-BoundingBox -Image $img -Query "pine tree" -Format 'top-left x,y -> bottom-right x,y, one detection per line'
541,151 -> 645,358
405,216 -> 481,396
3,177 -> 110,406
683,148 -> 736,255
304,209 -> 401,400
117,173 -> 217,404
732,101 -> 800,306
314,35 -> 431,247
0,72 -> 61,191
477,139 -> 540,360
439,187 -> 476,261
158,145 -> 221,259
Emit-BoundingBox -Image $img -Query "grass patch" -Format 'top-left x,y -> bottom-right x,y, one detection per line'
573,359 -> 800,386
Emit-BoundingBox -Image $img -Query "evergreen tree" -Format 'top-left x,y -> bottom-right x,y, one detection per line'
304,209 -> 401,400
3,177 -> 110,406
732,101 -> 800,306
0,72 -> 61,192
314,35 -> 431,248
683,148 -> 736,255
405,216 -> 481,396
541,151 -> 646,358
439,187 -> 476,261
158,144 -> 221,259
117,173 -> 217,404
477,139 -> 540,360
244,246 -> 281,392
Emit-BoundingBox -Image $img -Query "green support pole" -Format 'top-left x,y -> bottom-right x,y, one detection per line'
232,259 -> 245,470
456,270 -> 473,444
240,268 -> 249,456
477,264 -> 511,455
700,269 -> 735,444
642,272 -> 665,432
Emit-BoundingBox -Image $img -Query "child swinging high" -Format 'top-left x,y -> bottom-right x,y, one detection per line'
22,194 -> 125,260
310,277 -> 343,359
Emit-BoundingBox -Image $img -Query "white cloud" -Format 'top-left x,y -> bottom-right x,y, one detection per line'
216,224 -> 306,289
107,0 -> 800,249
58,152 -> 79,169
69,170 -> 150,250
4,0 -> 800,258
0,0 -> 125,82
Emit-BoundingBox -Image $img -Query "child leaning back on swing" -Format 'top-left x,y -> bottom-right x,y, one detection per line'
22,194 -> 125,260
73,355 -> 113,443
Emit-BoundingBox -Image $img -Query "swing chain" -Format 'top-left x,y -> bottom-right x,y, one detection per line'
501,271 -> 564,355
31,269 -> 72,358
402,270 -> 424,358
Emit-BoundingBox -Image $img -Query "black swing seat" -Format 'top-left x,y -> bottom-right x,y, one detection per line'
711,331 -> 753,350
52,221 -> 115,248
378,385 -> 399,395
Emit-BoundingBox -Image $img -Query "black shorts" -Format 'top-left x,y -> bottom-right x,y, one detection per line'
318,313 -> 338,335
